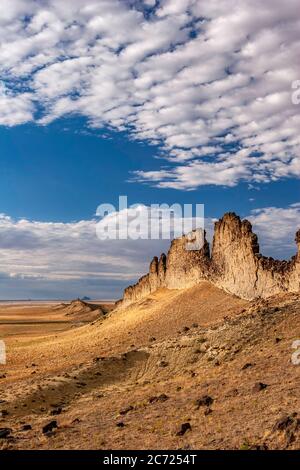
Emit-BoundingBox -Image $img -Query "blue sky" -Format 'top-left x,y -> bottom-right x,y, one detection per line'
0,0 -> 299,299
1,118 -> 298,223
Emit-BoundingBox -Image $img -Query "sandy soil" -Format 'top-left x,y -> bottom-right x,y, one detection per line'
0,282 -> 300,450
0,300 -> 113,339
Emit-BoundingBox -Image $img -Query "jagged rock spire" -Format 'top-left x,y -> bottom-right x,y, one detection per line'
120,213 -> 300,307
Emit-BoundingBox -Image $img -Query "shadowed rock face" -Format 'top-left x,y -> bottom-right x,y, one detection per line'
120,212 -> 300,306
210,213 -> 300,299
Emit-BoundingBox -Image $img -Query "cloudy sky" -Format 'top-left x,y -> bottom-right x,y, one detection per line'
0,0 -> 299,299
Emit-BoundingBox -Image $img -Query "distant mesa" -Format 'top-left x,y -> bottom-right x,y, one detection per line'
118,212 -> 300,308
54,298 -> 112,322
63,299 -> 98,316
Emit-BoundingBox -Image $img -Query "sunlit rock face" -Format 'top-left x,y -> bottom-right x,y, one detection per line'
120,213 -> 300,307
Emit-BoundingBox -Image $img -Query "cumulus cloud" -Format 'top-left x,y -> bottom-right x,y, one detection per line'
0,203 -> 298,298
0,83 -> 33,125
95,203 -> 204,240
0,212 -> 171,299
0,0 -> 299,188
248,203 -> 300,259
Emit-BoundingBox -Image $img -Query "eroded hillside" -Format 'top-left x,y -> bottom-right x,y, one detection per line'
1,284 -> 300,450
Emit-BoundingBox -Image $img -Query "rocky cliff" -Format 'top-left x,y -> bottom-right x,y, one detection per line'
119,212 -> 300,307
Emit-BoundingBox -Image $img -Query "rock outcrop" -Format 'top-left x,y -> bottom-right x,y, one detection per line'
54,299 -> 110,321
119,212 -> 300,307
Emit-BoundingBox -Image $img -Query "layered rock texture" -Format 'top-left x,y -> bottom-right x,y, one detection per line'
119,213 -> 300,307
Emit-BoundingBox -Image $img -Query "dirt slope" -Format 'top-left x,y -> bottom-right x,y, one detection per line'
54,299 -> 108,322
1,282 -> 300,450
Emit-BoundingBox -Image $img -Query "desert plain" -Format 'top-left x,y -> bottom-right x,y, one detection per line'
1,283 -> 300,450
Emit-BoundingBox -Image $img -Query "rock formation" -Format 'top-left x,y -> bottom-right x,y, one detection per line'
119,212 -> 300,307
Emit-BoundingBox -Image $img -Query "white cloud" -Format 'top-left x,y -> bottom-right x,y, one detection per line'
248,203 -> 300,259
0,214 -> 167,279
95,203 -> 204,240
0,0 -> 299,187
0,202 -> 298,297
0,212 -> 171,298
0,83 -> 33,125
